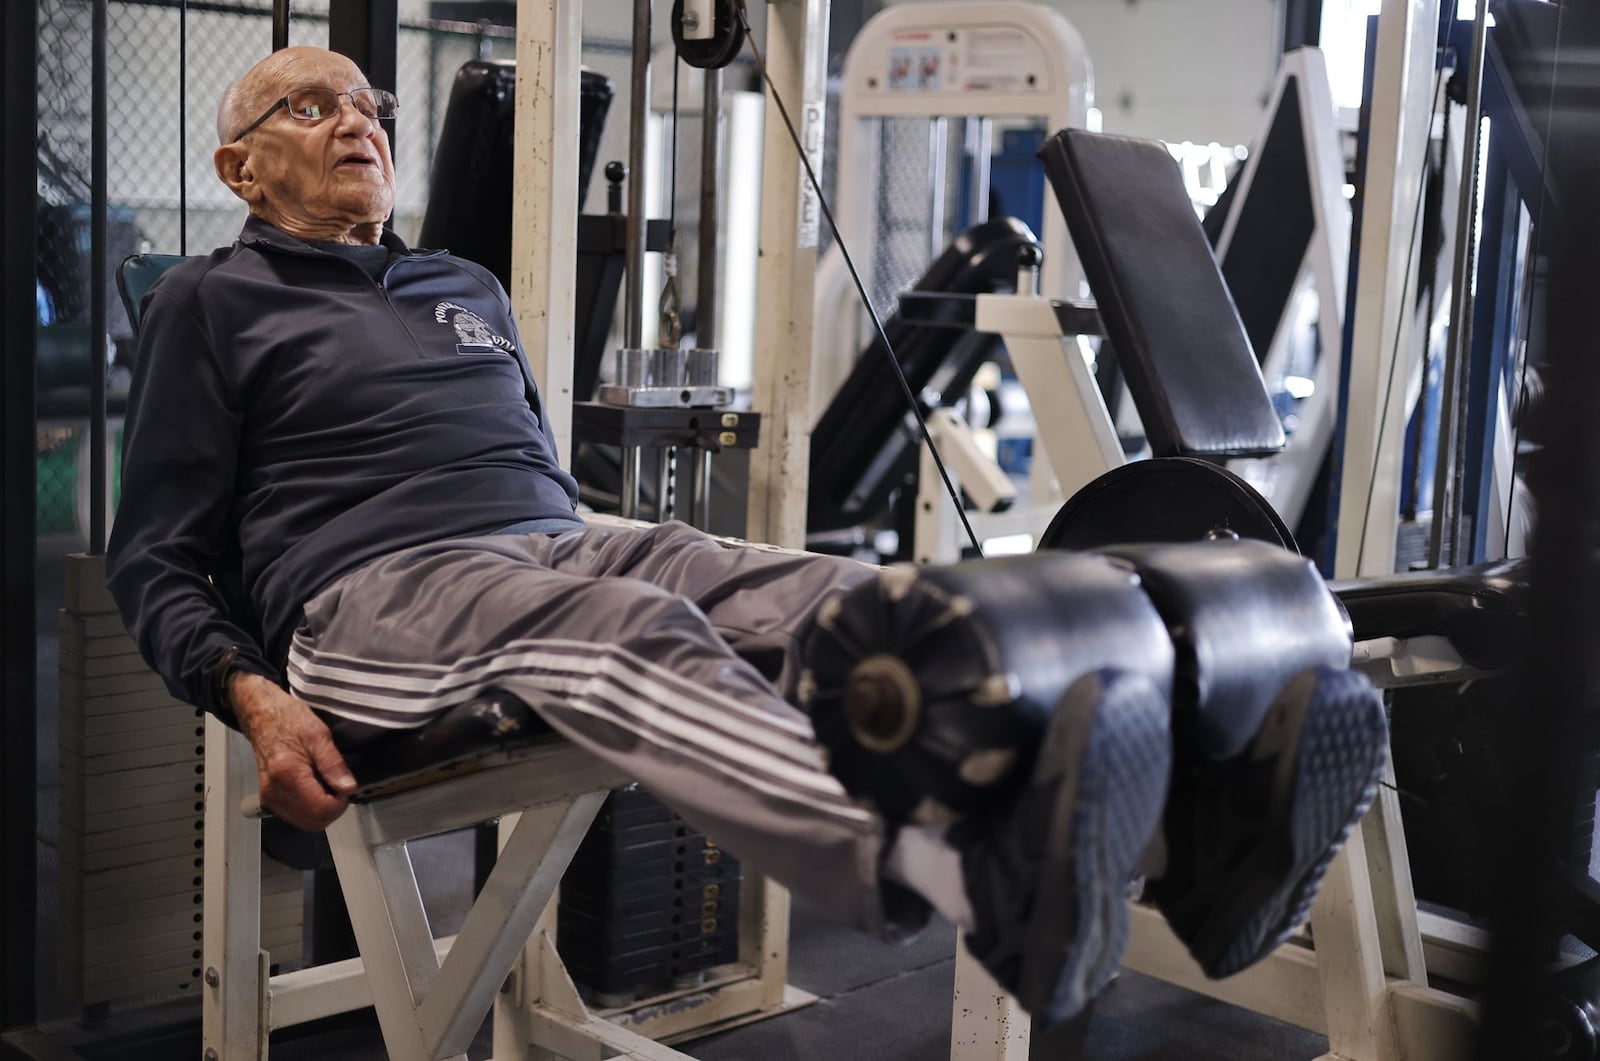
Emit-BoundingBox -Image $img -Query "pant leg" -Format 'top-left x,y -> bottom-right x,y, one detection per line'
286,530 -> 892,934
532,521 -> 876,699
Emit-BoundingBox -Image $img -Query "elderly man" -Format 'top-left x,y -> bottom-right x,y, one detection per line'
106,46 -> 1386,1028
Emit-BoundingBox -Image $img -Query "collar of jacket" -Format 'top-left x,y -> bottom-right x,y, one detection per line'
236,215 -> 446,261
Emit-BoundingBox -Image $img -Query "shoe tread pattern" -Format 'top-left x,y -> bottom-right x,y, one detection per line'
1024,670 -> 1171,1023
1206,666 -> 1388,977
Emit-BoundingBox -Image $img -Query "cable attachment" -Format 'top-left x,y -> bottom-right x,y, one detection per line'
731,0 -> 985,558
674,0 -> 745,70
659,251 -> 683,348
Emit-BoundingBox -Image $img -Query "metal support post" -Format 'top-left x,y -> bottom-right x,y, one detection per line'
202,720 -> 266,1060
747,0 -> 831,549
328,0 -> 398,114
950,935 -> 1029,1061
621,445 -> 643,518
272,0 -> 290,51
90,0 -> 108,554
698,68 -> 723,351
513,0 -> 582,462
1428,0 -> 1490,569
1333,0 -> 1443,579
693,449 -> 714,529
623,0 -> 653,352
0,0 -> 39,1034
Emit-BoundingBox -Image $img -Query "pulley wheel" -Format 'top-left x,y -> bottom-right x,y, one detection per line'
1038,457 -> 1297,554
672,0 -> 746,70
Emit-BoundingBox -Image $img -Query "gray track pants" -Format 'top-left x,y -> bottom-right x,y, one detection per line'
284,521 -> 892,933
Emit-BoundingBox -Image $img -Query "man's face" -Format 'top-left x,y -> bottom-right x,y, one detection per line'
226,51 -> 396,236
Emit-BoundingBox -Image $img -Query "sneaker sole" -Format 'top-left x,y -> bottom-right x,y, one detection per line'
1189,666 -> 1389,979
1019,669 -> 1171,1022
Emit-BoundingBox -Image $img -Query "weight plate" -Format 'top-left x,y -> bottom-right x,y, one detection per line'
672,0 -> 746,70
1038,456 -> 1297,554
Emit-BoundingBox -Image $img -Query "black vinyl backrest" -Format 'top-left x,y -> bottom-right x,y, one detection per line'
116,253 -> 189,334
1039,129 -> 1285,458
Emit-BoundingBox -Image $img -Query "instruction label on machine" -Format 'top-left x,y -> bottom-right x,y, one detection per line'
884,26 -> 1043,94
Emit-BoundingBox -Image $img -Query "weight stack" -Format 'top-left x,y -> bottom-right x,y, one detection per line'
56,554 -> 302,1009
557,785 -> 740,1005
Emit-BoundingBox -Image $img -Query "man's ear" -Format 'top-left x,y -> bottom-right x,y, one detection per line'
214,143 -> 260,203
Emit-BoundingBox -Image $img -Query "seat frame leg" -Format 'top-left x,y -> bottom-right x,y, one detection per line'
203,718 -> 267,1060
326,792 -> 607,1061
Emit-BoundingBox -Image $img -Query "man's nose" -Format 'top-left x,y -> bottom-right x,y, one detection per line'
331,98 -> 378,136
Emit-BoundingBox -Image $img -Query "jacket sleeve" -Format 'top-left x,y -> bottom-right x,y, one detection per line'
106,286 -> 277,721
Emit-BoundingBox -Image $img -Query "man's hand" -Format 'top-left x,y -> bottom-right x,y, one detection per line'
229,672 -> 357,831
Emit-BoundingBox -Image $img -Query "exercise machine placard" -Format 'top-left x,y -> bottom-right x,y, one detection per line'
883,26 -> 1045,94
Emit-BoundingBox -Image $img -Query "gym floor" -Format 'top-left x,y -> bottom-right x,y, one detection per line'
31,537 -> 1331,1060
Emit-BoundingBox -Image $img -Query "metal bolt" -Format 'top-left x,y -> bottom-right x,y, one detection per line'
721,413 -> 739,428
718,431 -> 737,446
204,966 -> 219,987
681,10 -> 700,29
205,1049 -> 219,1061
845,655 -> 922,753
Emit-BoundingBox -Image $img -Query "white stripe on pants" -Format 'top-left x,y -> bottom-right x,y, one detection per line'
286,520 -> 893,933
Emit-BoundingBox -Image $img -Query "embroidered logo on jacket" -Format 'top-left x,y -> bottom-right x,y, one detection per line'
434,302 -> 516,355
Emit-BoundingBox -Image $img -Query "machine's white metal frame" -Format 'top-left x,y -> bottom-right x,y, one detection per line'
820,2 -> 1098,565
813,0 -> 1092,410
1221,48 -> 1353,534
830,0 -> 1091,300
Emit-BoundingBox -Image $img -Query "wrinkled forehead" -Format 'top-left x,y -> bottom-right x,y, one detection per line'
250,50 -> 369,102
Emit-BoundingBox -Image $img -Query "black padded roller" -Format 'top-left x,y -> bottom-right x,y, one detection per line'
801,551 -> 1174,826
1099,540 -> 1352,761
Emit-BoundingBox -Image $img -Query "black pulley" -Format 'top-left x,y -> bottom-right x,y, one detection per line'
672,0 -> 745,70
1038,456 -> 1297,554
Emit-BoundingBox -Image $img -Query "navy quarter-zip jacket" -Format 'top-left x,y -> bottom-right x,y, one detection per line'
106,217 -> 581,718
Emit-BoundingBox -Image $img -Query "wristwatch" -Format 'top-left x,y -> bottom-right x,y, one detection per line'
210,645 -> 245,714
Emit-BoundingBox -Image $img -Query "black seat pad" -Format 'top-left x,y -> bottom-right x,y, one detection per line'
341,690 -> 556,800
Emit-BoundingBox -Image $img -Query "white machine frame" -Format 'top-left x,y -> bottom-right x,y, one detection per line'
1220,48 -> 1353,535
811,1 -> 1099,566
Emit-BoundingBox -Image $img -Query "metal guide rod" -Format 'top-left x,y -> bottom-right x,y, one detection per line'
927,117 -> 948,262
624,0 -> 652,350
621,446 -> 642,519
90,0 -> 108,554
1429,0 -> 1490,569
694,449 -> 713,528
697,66 -> 722,350
273,0 -> 290,51
179,1 -> 188,253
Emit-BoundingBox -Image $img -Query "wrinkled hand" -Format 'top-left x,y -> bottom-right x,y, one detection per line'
230,672 -> 357,831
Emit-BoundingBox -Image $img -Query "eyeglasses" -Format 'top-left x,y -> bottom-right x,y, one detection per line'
230,86 -> 399,143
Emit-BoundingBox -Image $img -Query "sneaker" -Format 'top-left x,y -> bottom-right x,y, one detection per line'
1147,665 -> 1389,978
955,668 -> 1171,1026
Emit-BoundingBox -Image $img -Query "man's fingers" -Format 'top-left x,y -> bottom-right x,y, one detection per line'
260,756 -> 349,831
308,728 -> 358,795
